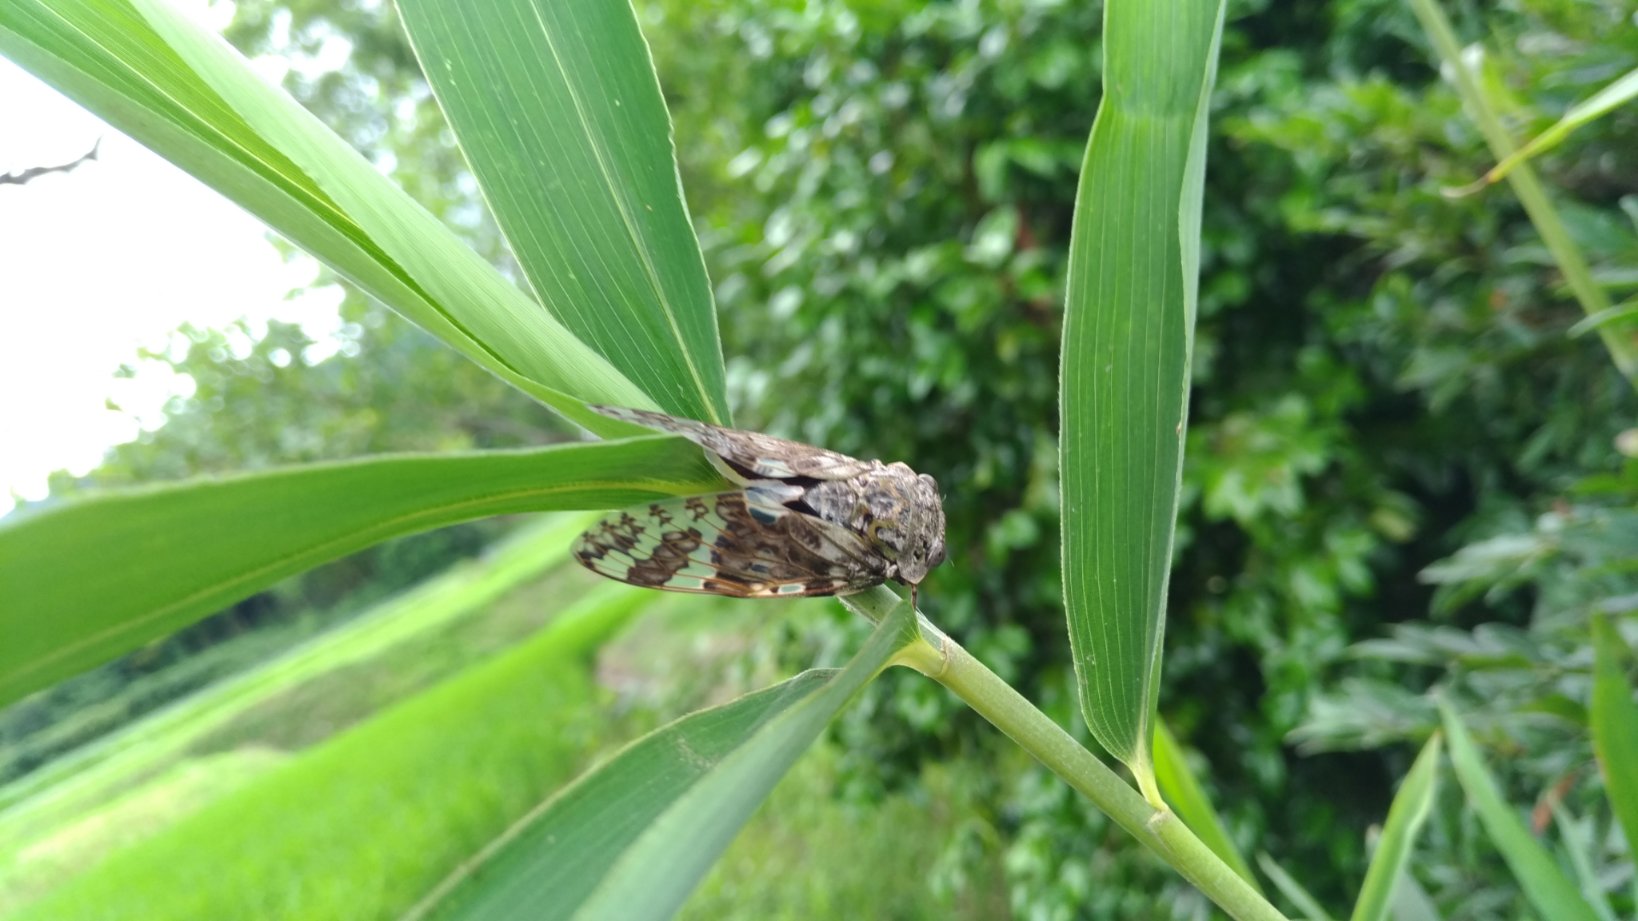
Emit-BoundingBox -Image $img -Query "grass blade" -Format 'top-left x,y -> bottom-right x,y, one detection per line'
1257,852 -> 1336,921
1348,732 -> 1441,921
1153,720 -> 1261,892
0,437 -> 726,706
1060,0 -> 1223,791
398,0 -> 730,423
409,602 -> 920,921
1388,874 -> 1440,921
1590,615 -> 1638,863
1458,67 -> 1638,191
1406,0 -> 1638,382
1551,806 -> 1619,921
1438,699 -> 1600,921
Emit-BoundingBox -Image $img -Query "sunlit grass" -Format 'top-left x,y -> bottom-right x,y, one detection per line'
4,526 -> 1005,920
12,604 -> 622,921
685,749 -> 1008,921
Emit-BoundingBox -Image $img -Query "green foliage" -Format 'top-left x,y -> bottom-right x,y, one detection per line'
9,577 -> 643,921
397,0 -> 731,425
640,0 -> 1638,914
2,314 -> 538,776
1058,0 -> 1218,778
0,435 -> 723,705
683,750 -> 1007,921
1348,732 -> 1439,921
0,520 -> 604,881
1591,616 -> 1638,864
4,0 -> 1636,916
414,597 -> 922,921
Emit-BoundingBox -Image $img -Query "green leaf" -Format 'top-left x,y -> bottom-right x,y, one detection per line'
1551,806 -> 1620,921
0,0 -> 652,435
1060,0 -> 1223,789
398,0 -> 729,424
1257,852 -> 1336,921
1405,0 -> 1638,381
1153,720 -> 1261,893
1349,732 -> 1441,921
1465,67 -> 1638,190
1388,874 -> 1441,921
1567,298 -> 1638,339
410,602 -> 920,921
1438,699 -> 1601,921
0,437 -> 726,706
1590,616 -> 1638,862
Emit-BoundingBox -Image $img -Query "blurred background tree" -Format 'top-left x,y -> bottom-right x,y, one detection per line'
6,0 -> 1635,917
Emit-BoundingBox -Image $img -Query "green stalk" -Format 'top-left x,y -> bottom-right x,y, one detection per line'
1407,0 -> 1638,385
844,587 -> 1289,921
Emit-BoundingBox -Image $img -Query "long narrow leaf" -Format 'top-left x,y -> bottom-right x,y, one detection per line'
1349,732 -> 1441,921
0,0 -> 653,435
1060,0 -> 1224,788
1438,699 -> 1600,921
1153,720 -> 1261,892
398,0 -> 729,424
1388,874 -> 1441,921
1257,852 -> 1336,921
0,437 -> 725,706
1406,0 -> 1638,381
1551,807 -> 1620,921
1590,616 -> 1638,860
410,602 -> 920,921
1460,68 -> 1638,191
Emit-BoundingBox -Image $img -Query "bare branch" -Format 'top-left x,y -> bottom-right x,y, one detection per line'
0,138 -> 102,187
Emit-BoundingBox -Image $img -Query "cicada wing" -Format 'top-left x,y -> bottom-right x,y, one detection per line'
572,488 -> 888,597
588,405 -> 877,481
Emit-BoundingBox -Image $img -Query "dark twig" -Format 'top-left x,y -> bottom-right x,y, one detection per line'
0,138 -> 102,187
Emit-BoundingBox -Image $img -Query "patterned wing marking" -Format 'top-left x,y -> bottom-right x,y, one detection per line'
572,490 -> 888,597
589,405 -> 877,481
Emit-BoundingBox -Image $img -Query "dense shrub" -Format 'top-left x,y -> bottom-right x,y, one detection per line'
648,0 -> 1638,913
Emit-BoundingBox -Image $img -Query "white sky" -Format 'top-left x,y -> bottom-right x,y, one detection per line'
0,44 -> 342,513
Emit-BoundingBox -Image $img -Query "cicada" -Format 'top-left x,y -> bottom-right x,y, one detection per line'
573,406 -> 946,605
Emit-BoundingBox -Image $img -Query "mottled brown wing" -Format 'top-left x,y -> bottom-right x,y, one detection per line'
572,489 -> 888,597
589,405 -> 877,481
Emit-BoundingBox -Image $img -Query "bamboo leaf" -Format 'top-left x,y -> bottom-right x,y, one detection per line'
1060,0 -> 1223,790
1349,733 -> 1441,921
1438,699 -> 1600,921
398,0 -> 730,424
0,437 -> 726,706
0,0 -> 653,436
410,602 -> 920,921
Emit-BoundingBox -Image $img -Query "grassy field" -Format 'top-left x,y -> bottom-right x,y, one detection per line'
0,514 -> 597,827
0,515 -> 631,914
13,592 -> 639,920
2,516 -> 1004,919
